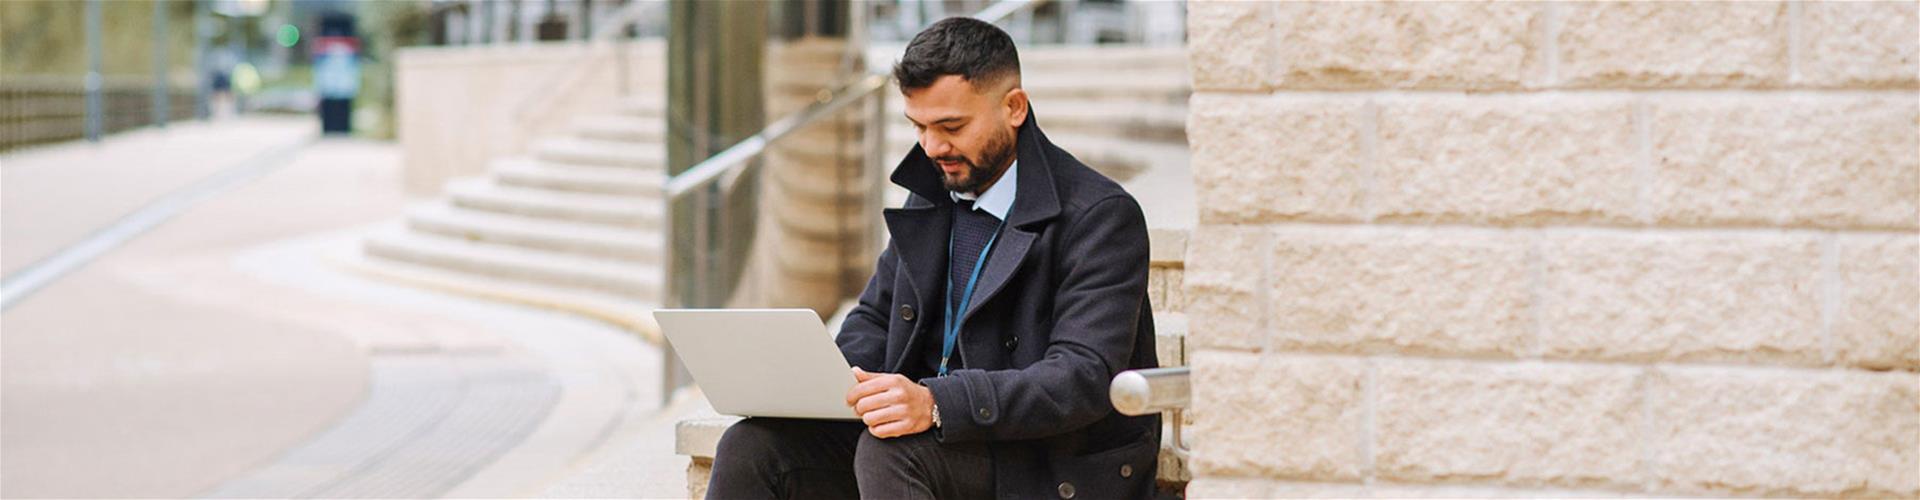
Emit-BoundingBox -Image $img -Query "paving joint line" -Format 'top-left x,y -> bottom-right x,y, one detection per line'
0,133 -> 319,310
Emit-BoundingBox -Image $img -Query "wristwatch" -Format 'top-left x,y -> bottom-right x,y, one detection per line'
931,401 -> 942,428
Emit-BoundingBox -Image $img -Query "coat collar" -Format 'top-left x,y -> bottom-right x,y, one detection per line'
947,160 -> 1017,220
888,111 -> 1062,229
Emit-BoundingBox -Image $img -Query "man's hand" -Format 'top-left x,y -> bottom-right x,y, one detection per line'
845,367 -> 935,438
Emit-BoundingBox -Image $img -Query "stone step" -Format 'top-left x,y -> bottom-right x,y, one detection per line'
882,100 -> 1187,146
1018,45 -> 1190,73
447,178 -> 663,228
875,101 -> 1189,145
1025,76 -> 1191,105
406,203 -> 662,264
572,114 -> 666,144
491,157 -> 665,197
534,137 -> 666,170
1032,100 -> 1187,143
881,129 -> 1180,184
362,225 -> 661,301
880,70 -> 1189,106
614,98 -> 665,119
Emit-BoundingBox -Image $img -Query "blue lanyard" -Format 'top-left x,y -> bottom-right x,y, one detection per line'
940,218 -> 1006,376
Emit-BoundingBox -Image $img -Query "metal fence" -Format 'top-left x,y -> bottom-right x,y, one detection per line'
0,77 -> 197,153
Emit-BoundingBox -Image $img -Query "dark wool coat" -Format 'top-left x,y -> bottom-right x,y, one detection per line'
837,112 -> 1161,499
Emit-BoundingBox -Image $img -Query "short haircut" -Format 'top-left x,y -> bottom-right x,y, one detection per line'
892,17 -> 1021,93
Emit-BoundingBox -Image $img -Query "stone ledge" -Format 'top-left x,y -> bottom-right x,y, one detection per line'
674,416 -> 742,459
1150,228 -> 1190,266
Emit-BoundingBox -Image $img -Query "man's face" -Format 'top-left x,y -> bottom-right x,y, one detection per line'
902,74 -> 1028,194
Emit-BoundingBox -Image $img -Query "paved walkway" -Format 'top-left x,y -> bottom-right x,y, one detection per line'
1,125 -> 687,498
1,116 -> 316,277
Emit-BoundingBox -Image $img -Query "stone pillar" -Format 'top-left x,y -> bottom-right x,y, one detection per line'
725,0 -> 875,317
1182,1 -> 1919,497
749,36 -> 878,317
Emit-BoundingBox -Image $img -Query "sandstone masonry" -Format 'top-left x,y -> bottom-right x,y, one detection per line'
1183,1 -> 1919,497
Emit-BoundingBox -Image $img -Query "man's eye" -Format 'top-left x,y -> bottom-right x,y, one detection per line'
943,125 -> 961,133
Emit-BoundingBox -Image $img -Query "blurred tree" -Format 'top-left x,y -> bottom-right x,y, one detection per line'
1,0 -> 201,81
345,0 -> 432,139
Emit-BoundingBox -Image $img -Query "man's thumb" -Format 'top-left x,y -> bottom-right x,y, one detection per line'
851,366 -> 871,380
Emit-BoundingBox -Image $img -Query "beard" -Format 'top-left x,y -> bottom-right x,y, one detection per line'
934,126 -> 1017,194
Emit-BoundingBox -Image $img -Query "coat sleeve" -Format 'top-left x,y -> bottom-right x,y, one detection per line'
835,242 -> 898,372
922,195 -> 1149,443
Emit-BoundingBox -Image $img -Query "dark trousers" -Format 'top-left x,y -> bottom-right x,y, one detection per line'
706,417 -> 995,500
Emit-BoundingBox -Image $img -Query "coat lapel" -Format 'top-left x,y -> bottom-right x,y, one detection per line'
960,112 -> 1062,324
881,111 -> 1066,369
882,143 -> 951,373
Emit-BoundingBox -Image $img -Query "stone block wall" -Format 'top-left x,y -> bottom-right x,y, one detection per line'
394,40 -> 665,195
1183,1 -> 1917,497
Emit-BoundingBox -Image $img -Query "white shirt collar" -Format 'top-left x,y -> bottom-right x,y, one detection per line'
949,160 -> 1017,220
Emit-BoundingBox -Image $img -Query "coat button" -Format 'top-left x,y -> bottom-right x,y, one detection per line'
899,305 -> 915,321
1120,464 -> 1134,478
1003,337 -> 1018,350
1056,482 -> 1075,499
977,408 -> 991,418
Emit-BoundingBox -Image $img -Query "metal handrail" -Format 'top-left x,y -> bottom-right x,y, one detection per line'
1110,366 -> 1190,416
1110,366 -> 1191,454
661,73 -> 889,198
661,0 -> 1048,199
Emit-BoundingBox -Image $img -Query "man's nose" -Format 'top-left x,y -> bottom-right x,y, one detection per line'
920,133 -> 950,157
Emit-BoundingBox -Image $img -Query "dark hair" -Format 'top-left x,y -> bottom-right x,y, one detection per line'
893,17 -> 1021,93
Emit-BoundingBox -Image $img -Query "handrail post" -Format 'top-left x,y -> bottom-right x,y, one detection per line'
152,0 -> 170,128
864,81 -> 889,253
84,0 -> 102,142
659,183 -> 679,405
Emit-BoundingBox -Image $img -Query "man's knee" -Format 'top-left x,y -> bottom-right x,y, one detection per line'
714,418 -> 863,471
852,431 -> 922,483
714,418 -> 786,465
710,419 -> 862,499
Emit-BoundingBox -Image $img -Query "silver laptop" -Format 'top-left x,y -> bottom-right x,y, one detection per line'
653,309 -> 860,420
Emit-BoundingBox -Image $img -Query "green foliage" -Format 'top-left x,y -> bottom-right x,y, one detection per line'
1,0 -> 201,80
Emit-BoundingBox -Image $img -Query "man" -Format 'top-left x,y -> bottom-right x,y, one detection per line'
707,17 -> 1159,500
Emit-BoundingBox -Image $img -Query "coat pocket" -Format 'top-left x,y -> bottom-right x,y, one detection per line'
1048,433 -> 1159,499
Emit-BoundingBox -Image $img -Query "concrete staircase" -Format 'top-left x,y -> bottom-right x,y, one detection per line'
358,95 -> 670,327
355,44 -> 1191,343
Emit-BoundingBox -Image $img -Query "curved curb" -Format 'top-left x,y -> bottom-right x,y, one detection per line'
323,248 -> 664,346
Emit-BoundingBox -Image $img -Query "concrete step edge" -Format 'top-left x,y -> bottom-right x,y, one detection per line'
571,115 -> 666,143
534,137 -> 666,169
491,157 -> 666,196
406,204 -> 663,263
341,242 -> 662,344
447,178 -> 663,228
364,226 -> 661,300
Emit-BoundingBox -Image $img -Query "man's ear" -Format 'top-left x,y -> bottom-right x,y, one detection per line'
1002,87 -> 1029,128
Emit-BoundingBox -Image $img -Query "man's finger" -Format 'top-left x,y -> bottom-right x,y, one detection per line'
870,419 -> 914,439
860,405 -> 903,428
851,367 -> 874,382
845,377 -> 893,407
853,388 -> 899,415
